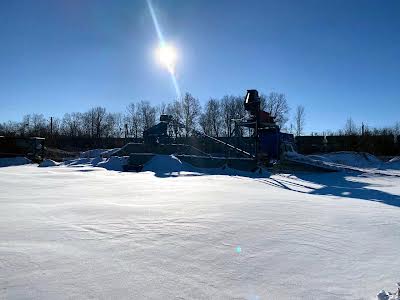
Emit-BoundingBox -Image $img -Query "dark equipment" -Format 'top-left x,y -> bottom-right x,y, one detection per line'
236,89 -> 292,163
115,89 -> 335,172
0,136 -> 45,162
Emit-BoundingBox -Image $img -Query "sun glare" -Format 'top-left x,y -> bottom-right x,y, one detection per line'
156,43 -> 177,75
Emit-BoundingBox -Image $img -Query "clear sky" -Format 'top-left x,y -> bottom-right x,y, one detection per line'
0,0 -> 399,133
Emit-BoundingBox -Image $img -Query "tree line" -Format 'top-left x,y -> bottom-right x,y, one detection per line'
2,91 -> 399,140
309,117 -> 400,138
1,91 -> 304,139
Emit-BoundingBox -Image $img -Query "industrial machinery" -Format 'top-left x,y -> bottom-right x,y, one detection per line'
236,89 -> 296,163
116,89 -> 291,171
0,136 -> 45,162
115,89 -> 334,172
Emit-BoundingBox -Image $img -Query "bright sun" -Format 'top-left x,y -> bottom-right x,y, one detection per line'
156,43 -> 177,74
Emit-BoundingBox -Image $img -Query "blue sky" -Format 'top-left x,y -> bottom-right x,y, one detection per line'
0,0 -> 399,133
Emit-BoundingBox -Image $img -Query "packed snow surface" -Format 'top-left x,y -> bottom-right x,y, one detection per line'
1,156 -> 400,299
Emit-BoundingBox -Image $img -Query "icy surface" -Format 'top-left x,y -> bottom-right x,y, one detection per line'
1,163 -> 400,299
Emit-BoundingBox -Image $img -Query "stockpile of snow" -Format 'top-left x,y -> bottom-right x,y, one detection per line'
385,157 -> 400,170
38,159 -> 59,167
96,156 -> 128,171
284,152 -> 340,171
63,156 -> 127,171
309,151 -> 382,169
142,155 -> 196,174
0,157 -> 31,167
80,148 -> 120,159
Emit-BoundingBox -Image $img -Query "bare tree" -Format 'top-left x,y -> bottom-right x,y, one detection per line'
221,95 -> 236,137
294,105 -> 306,136
181,93 -> 201,137
138,101 -> 156,131
344,117 -> 358,135
166,100 -> 183,138
200,98 -> 222,137
61,112 -> 82,137
156,102 -> 167,115
260,92 -> 290,127
126,103 -> 142,138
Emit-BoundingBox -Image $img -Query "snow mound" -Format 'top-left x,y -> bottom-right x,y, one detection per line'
389,157 -> 400,163
385,157 -> 400,170
309,151 -> 382,168
142,155 -> 197,174
96,156 -> 128,171
0,157 -> 31,167
284,152 -> 340,171
63,156 -> 127,171
38,159 -> 59,167
80,148 -> 121,158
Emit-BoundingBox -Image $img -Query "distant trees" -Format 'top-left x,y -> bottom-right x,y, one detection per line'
294,105 -> 306,136
9,90 -> 398,140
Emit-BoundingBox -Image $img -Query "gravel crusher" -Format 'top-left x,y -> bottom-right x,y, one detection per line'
115,89 -> 336,172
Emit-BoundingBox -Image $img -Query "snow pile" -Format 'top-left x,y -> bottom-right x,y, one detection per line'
38,159 -> 59,167
142,155 -> 197,174
96,156 -> 128,171
0,157 -> 31,167
63,156 -> 127,171
80,148 -> 120,158
79,149 -> 106,158
385,157 -> 400,170
309,151 -> 382,169
284,152 -> 340,171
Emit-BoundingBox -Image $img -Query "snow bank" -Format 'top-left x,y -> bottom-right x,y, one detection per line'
284,152 -> 340,171
38,159 -> 59,167
63,156 -> 127,171
142,155 -> 197,173
0,157 -> 31,167
309,151 -> 382,168
96,156 -> 128,171
385,157 -> 400,170
80,148 -> 120,158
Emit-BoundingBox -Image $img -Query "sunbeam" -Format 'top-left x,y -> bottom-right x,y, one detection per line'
146,0 -> 181,99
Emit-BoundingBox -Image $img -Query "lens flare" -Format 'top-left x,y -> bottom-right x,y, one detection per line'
156,43 -> 177,75
147,0 -> 181,98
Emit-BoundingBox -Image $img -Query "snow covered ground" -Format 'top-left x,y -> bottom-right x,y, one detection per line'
1,156 -> 400,299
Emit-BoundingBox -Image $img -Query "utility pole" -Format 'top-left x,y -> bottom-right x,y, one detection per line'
50,117 -> 53,138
